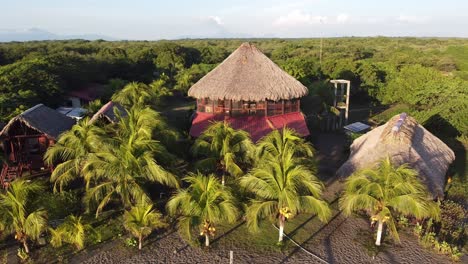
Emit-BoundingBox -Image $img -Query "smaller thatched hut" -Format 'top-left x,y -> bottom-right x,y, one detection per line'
90,101 -> 127,124
0,104 -> 76,185
337,113 -> 455,199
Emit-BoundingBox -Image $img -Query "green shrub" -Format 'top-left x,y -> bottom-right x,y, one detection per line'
446,177 -> 468,205
34,191 -> 81,220
439,200 -> 467,245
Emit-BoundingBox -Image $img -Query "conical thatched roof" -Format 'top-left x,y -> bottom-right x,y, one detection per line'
188,43 -> 308,101
0,104 -> 76,140
337,113 -> 455,199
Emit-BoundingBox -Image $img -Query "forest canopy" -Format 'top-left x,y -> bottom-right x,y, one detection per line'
0,38 -> 467,137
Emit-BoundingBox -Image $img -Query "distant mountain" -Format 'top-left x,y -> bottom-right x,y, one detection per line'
0,28 -> 116,42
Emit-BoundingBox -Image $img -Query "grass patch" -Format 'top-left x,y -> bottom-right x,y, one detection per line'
369,104 -> 411,125
212,199 -> 341,253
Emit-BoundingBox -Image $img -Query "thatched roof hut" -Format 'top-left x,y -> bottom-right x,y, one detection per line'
0,104 -> 76,140
337,113 -> 455,199
188,42 -> 308,101
90,101 -> 127,124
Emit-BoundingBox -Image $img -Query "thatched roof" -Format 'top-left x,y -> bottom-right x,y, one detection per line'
188,42 -> 308,101
90,101 -> 127,124
0,104 -> 76,140
337,113 -> 455,199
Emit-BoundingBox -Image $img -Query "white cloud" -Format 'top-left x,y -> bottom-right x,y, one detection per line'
336,13 -> 349,24
397,15 -> 429,24
274,10 -> 326,26
208,16 -> 223,25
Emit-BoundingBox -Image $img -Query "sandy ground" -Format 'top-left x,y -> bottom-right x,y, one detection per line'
74,216 -> 454,264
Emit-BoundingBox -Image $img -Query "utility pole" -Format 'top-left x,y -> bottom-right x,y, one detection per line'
319,18 -> 324,66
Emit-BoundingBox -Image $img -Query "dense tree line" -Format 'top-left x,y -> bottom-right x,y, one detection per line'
1,38 -> 466,137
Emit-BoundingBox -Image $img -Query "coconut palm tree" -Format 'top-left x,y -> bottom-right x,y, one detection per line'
339,157 -> 440,246
44,118 -> 106,192
191,121 -> 254,185
111,82 -> 155,108
255,127 -> 314,166
49,215 -> 97,250
0,180 -> 48,253
83,107 -> 179,216
123,203 -> 167,250
167,173 -> 239,247
241,148 -> 331,242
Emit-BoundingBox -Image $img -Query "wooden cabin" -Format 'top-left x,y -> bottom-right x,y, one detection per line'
188,42 -> 310,141
0,104 -> 75,187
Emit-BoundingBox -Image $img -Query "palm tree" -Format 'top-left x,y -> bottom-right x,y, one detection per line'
339,157 -> 440,246
167,173 -> 239,247
44,118 -> 106,192
83,107 -> 179,216
111,82 -> 155,108
240,128 -> 330,242
49,215 -> 96,250
0,180 -> 48,253
191,121 -> 254,185
123,203 -> 167,250
255,127 -> 314,166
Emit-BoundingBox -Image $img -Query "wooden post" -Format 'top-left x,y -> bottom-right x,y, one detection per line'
333,83 -> 338,107
345,81 -> 350,125
281,100 -> 285,115
265,100 -> 268,116
10,140 -> 15,162
230,251 -> 233,264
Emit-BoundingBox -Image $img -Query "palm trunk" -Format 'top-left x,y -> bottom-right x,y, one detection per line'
278,216 -> 285,242
221,175 -> 225,186
205,234 -> 210,247
23,240 -> 29,253
375,220 -> 383,246
138,235 -> 142,250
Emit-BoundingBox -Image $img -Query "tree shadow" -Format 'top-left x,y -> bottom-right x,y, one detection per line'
211,221 -> 245,245
280,212 -> 344,264
423,114 -> 466,185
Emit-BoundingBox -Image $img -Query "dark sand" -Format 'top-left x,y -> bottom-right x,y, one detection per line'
74,215 -> 454,264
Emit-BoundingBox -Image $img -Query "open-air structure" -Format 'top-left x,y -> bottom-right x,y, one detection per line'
336,113 -> 455,199
0,104 -> 75,187
188,42 -> 310,141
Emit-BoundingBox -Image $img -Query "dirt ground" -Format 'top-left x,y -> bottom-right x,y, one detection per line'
74,215 -> 453,264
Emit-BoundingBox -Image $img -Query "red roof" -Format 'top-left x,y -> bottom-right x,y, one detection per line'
189,112 -> 310,142
227,116 -> 273,142
268,112 -> 310,137
68,84 -> 104,101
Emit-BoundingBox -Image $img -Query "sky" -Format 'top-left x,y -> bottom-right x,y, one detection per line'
1,0 -> 467,39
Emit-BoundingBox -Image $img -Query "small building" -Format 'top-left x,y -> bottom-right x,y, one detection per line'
66,83 -> 104,108
90,101 -> 127,124
56,107 -> 87,121
336,113 -> 455,199
188,42 -> 310,141
0,104 -> 75,186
